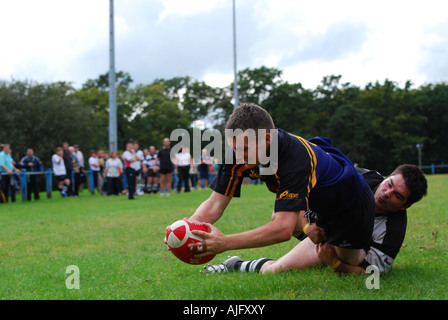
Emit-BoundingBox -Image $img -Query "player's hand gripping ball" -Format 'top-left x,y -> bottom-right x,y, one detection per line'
166,218 -> 216,265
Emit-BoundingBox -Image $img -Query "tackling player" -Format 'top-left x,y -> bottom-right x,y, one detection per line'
201,164 -> 428,275
186,103 -> 375,267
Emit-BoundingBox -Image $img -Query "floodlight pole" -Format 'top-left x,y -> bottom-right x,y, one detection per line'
109,0 -> 117,152
232,0 -> 239,109
416,143 -> 423,168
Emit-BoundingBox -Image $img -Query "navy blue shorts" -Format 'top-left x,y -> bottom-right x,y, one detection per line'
323,184 -> 375,251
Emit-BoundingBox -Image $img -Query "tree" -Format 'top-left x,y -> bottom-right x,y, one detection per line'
358,79 -> 427,172
237,66 -> 283,106
182,80 -> 217,121
327,101 -> 376,166
417,82 -> 448,165
261,82 -> 314,137
82,71 -> 133,90
0,80 -> 99,169
2,68 -> 446,176
77,71 -> 138,150
123,83 -> 191,148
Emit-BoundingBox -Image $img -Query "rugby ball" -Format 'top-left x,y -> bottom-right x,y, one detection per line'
166,218 -> 216,265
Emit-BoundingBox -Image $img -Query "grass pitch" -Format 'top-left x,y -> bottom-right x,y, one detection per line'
0,175 -> 447,300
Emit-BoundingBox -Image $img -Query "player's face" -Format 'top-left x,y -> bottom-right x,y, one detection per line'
227,131 -> 272,169
227,134 -> 259,169
374,174 -> 411,213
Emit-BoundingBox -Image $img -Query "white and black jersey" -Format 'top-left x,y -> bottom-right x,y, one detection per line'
356,167 -> 408,275
143,154 -> 157,170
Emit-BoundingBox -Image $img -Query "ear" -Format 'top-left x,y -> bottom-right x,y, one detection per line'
400,204 -> 411,211
265,131 -> 271,148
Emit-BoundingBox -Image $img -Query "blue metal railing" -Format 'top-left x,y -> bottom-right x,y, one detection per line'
420,164 -> 448,174
1,169 -> 218,201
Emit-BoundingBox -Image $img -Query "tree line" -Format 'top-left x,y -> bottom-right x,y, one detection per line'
1,66 -> 447,174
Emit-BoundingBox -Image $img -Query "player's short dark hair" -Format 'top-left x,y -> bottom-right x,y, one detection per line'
225,103 -> 275,132
390,164 -> 428,206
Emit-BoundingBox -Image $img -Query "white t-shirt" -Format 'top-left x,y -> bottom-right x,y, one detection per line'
105,158 -> 123,178
134,150 -> 143,170
89,157 -> 100,172
75,150 -> 84,168
52,154 -> 66,176
123,150 -> 141,170
177,152 -> 191,167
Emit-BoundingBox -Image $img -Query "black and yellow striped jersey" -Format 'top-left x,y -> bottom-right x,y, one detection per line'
211,129 -> 366,220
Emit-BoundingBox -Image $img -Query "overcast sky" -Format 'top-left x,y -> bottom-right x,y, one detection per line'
1,0 -> 447,90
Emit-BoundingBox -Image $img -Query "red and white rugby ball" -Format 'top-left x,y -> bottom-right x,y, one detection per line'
166,218 -> 215,265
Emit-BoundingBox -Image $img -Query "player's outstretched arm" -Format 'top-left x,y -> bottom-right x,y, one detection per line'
190,191 -> 232,224
190,211 -> 298,257
164,192 -> 230,250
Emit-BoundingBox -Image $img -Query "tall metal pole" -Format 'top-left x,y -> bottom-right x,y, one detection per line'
109,0 -> 117,152
232,0 -> 239,109
416,143 -> 423,168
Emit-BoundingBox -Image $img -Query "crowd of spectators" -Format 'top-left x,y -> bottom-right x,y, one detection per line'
0,139 -> 221,203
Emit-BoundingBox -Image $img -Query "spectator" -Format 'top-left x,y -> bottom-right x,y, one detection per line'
175,147 -> 193,193
133,142 -> 144,195
19,148 -> 44,201
142,148 -> 150,191
69,146 -> 81,196
88,150 -> 101,195
62,142 -> 73,196
97,150 -> 106,195
105,151 -> 123,195
52,147 -> 70,197
143,145 -> 159,194
190,164 -> 198,191
198,149 -> 212,189
73,144 -> 84,169
73,144 -> 86,188
154,138 -> 174,197
0,144 -> 21,203
123,142 -> 140,200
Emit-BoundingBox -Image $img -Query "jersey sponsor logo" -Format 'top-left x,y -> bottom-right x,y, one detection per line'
277,190 -> 299,200
338,239 -> 352,248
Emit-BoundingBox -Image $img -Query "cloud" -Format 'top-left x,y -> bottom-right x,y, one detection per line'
0,0 -> 447,90
156,0 -> 228,21
0,1 -> 109,82
280,20 -> 369,65
111,0 -> 236,86
418,20 -> 448,85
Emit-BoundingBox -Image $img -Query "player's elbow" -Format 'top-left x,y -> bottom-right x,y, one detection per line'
270,212 -> 297,243
274,222 -> 295,243
278,229 -> 293,242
